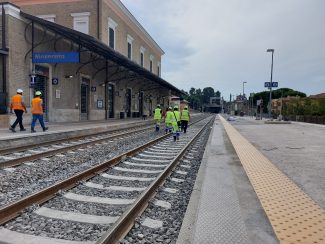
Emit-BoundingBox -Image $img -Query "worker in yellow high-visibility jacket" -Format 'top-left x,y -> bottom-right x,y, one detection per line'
180,106 -> 190,133
172,105 -> 181,141
164,107 -> 173,134
153,104 -> 162,132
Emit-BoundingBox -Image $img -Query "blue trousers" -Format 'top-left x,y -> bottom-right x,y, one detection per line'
31,114 -> 45,129
12,110 -> 25,130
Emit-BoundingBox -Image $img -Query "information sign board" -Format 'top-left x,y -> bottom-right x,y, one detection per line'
33,52 -> 80,63
265,82 -> 278,88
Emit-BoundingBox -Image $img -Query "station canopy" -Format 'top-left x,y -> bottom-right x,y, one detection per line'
20,11 -> 182,94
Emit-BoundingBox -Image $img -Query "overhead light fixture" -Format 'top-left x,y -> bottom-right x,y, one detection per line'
65,75 -> 73,79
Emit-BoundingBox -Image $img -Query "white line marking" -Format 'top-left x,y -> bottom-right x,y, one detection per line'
185,156 -> 194,159
101,173 -> 154,182
28,150 -> 42,154
13,152 -> 23,156
3,168 -> 15,172
0,228 -> 93,244
114,167 -> 162,174
171,178 -> 184,183
142,218 -> 163,228
24,162 -> 35,166
0,156 -> 15,160
138,153 -> 174,159
163,188 -> 177,194
142,151 -> 175,156
55,154 -> 65,157
180,165 -> 191,168
154,200 -> 171,209
155,145 -> 183,149
151,146 -> 180,150
84,182 -> 146,192
132,157 -> 170,163
51,145 -> 64,148
35,207 -> 119,224
64,193 -> 134,205
123,161 -> 167,168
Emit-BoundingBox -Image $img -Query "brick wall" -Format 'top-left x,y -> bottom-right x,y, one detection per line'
15,0 -> 162,76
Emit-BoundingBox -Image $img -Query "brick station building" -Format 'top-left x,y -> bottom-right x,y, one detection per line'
0,0 -> 181,126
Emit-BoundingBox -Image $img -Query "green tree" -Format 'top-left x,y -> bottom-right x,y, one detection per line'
253,88 -> 306,114
202,87 -> 215,104
189,87 -> 196,96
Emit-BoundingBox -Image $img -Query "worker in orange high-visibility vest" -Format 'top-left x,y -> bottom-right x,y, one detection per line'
9,88 -> 27,132
31,91 -> 48,133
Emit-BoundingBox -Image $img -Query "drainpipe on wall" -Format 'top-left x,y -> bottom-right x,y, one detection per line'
105,60 -> 108,119
97,0 -> 100,40
1,4 -> 8,114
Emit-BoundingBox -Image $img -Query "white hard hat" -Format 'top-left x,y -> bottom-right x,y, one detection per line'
17,89 -> 23,93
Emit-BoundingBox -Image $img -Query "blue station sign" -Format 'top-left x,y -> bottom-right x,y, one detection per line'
32,52 -> 80,63
264,82 -> 278,88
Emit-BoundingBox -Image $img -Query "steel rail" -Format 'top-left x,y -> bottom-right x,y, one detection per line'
0,125 -> 152,169
96,117 -> 214,244
0,122 -> 152,155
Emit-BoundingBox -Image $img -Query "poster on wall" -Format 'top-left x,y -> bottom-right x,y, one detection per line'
97,100 -> 103,109
55,89 -> 61,99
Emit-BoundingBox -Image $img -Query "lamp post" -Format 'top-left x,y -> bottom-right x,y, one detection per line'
242,81 -> 247,115
242,81 -> 247,99
266,48 -> 274,119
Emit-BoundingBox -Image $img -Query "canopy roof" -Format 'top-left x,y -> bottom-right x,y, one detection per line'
20,11 -> 182,94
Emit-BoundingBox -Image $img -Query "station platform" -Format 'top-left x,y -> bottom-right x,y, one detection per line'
177,115 -> 325,244
0,118 -> 153,150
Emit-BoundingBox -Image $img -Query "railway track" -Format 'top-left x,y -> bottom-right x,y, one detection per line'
0,124 -> 154,169
0,115 -> 207,208
0,116 -> 214,243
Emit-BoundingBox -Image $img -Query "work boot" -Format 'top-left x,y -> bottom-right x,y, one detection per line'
9,126 -> 16,133
43,127 -> 48,132
31,128 -> 36,133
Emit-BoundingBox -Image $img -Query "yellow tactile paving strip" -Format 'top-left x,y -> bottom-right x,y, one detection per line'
219,116 -> 325,244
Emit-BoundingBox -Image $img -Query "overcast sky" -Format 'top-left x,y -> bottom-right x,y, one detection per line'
122,0 -> 325,100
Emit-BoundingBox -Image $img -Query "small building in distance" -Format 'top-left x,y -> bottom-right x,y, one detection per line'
203,96 -> 222,113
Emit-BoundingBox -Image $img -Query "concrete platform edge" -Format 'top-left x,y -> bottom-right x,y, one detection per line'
175,118 -> 212,244
0,120 -> 152,150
